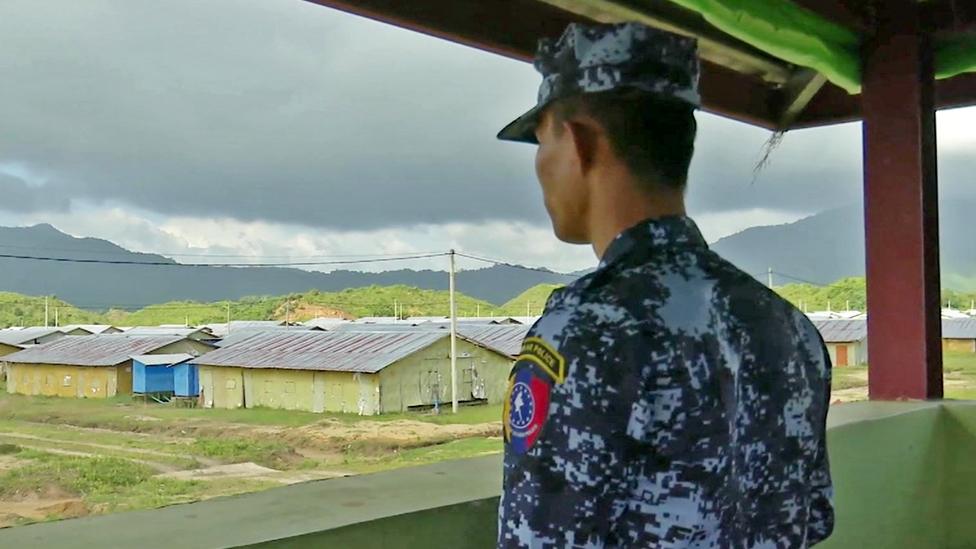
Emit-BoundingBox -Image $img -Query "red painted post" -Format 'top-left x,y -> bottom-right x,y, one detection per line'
862,1 -> 943,399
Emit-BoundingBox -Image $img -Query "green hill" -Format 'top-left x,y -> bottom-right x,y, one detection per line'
111,296 -> 282,327
294,285 -> 498,320
0,292 -> 106,327
107,286 -> 500,326
775,277 -> 976,312
498,284 -> 564,316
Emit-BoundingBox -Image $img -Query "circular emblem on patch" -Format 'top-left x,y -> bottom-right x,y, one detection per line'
509,381 -> 534,431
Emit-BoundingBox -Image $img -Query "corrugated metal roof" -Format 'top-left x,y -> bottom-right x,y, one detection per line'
131,353 -> 195,366
230,321 -> 286,328
302,318 -> 352,330
457,324 -> 530,357
61,324 -> 119,334
506,316 -> 542,326
328,323 -> 521,358
215,327 -> 324,348
943,318 -> 976,339
332,323 -> 444,333
3,335 -> 186,366
0,327 -> 65,346
352,317 -> 398,324
812,319 -> 867,343
195,330 -> 449,373
125,327 -> 210,338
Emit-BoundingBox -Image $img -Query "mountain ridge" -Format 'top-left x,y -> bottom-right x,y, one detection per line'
0,224 -> 579,306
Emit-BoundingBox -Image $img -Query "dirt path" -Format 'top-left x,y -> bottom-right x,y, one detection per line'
0,432 -> 208,463
270,418 -> 501,451
32,421 -> 197,444
0,434 -> 185,473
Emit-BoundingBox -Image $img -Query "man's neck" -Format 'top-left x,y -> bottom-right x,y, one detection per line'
589,174 -> 686,260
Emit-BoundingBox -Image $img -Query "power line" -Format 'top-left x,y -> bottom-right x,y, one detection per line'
0,252 -> 449,268
455,252 -> 580,279
770,271 -> 829,287
0,242 -> 443,260
63,298 -> 491,311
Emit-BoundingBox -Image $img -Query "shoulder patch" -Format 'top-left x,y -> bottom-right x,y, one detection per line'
516,337 -> 566,383
503,368 -> 552,454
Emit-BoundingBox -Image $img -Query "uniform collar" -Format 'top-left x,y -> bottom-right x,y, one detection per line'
598,215 -> 707,269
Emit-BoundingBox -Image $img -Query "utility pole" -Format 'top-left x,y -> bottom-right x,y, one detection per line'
767,267 -> 773,288
44,296 -> 49,327
394,299 -> 398,322
449,249 -> 458,414
285,299 -> 291,325
55,307 -> 59,327
226,303 -> 231,333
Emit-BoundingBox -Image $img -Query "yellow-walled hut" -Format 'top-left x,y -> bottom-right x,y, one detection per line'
195,330 -> 514,414
943,318 -> 976,353
3,335 -> 214,399
812,318 -> 868,367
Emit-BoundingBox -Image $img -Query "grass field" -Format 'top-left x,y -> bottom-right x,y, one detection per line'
0,387 -> 503,527
830,351 -> 976,401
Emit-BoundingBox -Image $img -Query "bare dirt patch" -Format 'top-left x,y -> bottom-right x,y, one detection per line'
0,456 -> 27,474
273,418 -> 501,453
0,487 -> 89,529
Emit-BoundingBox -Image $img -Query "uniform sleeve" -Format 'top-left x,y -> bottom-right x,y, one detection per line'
499,317 -> 649,547
807,342 -> 835,544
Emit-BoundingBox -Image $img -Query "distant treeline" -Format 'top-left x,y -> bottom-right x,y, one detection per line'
0,284 -> 565,328
775,277 -> 976,312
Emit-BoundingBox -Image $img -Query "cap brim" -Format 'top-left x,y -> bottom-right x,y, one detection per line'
496,103 -> 545,144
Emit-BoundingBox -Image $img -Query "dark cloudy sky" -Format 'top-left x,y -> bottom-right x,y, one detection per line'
1,0 -> 974,273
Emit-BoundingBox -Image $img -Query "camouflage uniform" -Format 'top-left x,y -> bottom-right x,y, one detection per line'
497,23 -> 834,549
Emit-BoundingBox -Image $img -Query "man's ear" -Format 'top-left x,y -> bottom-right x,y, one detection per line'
565,118 -> 600,175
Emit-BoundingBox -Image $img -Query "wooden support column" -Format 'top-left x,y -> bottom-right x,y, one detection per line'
862,0 -> 942,399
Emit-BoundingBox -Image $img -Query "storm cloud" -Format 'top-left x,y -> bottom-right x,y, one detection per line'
0,0 -> 973,239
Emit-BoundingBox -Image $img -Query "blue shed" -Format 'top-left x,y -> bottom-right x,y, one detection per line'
131,354 -> 195,395
174,361 -> 200,397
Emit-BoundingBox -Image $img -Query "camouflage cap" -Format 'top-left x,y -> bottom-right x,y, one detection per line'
497,22 -> 700,144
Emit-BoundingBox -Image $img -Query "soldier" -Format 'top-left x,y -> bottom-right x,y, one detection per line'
496,22 -> 834,548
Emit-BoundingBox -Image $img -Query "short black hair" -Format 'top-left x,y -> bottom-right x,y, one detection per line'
551,90 -> 697,190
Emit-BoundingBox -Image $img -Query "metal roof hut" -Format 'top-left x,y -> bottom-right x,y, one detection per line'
131,353 -> 198,397
0,327 -> 68,347
3,335 -> 214,399
813,318 -> 868,367
457,324 -> 533,358
942,318 -> 976,353
194,329 -> 513,414
124,326 -> 215,341
61,324 -> 122,335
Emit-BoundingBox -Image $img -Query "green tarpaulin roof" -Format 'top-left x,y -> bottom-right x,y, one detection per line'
670,0 -> 976,94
